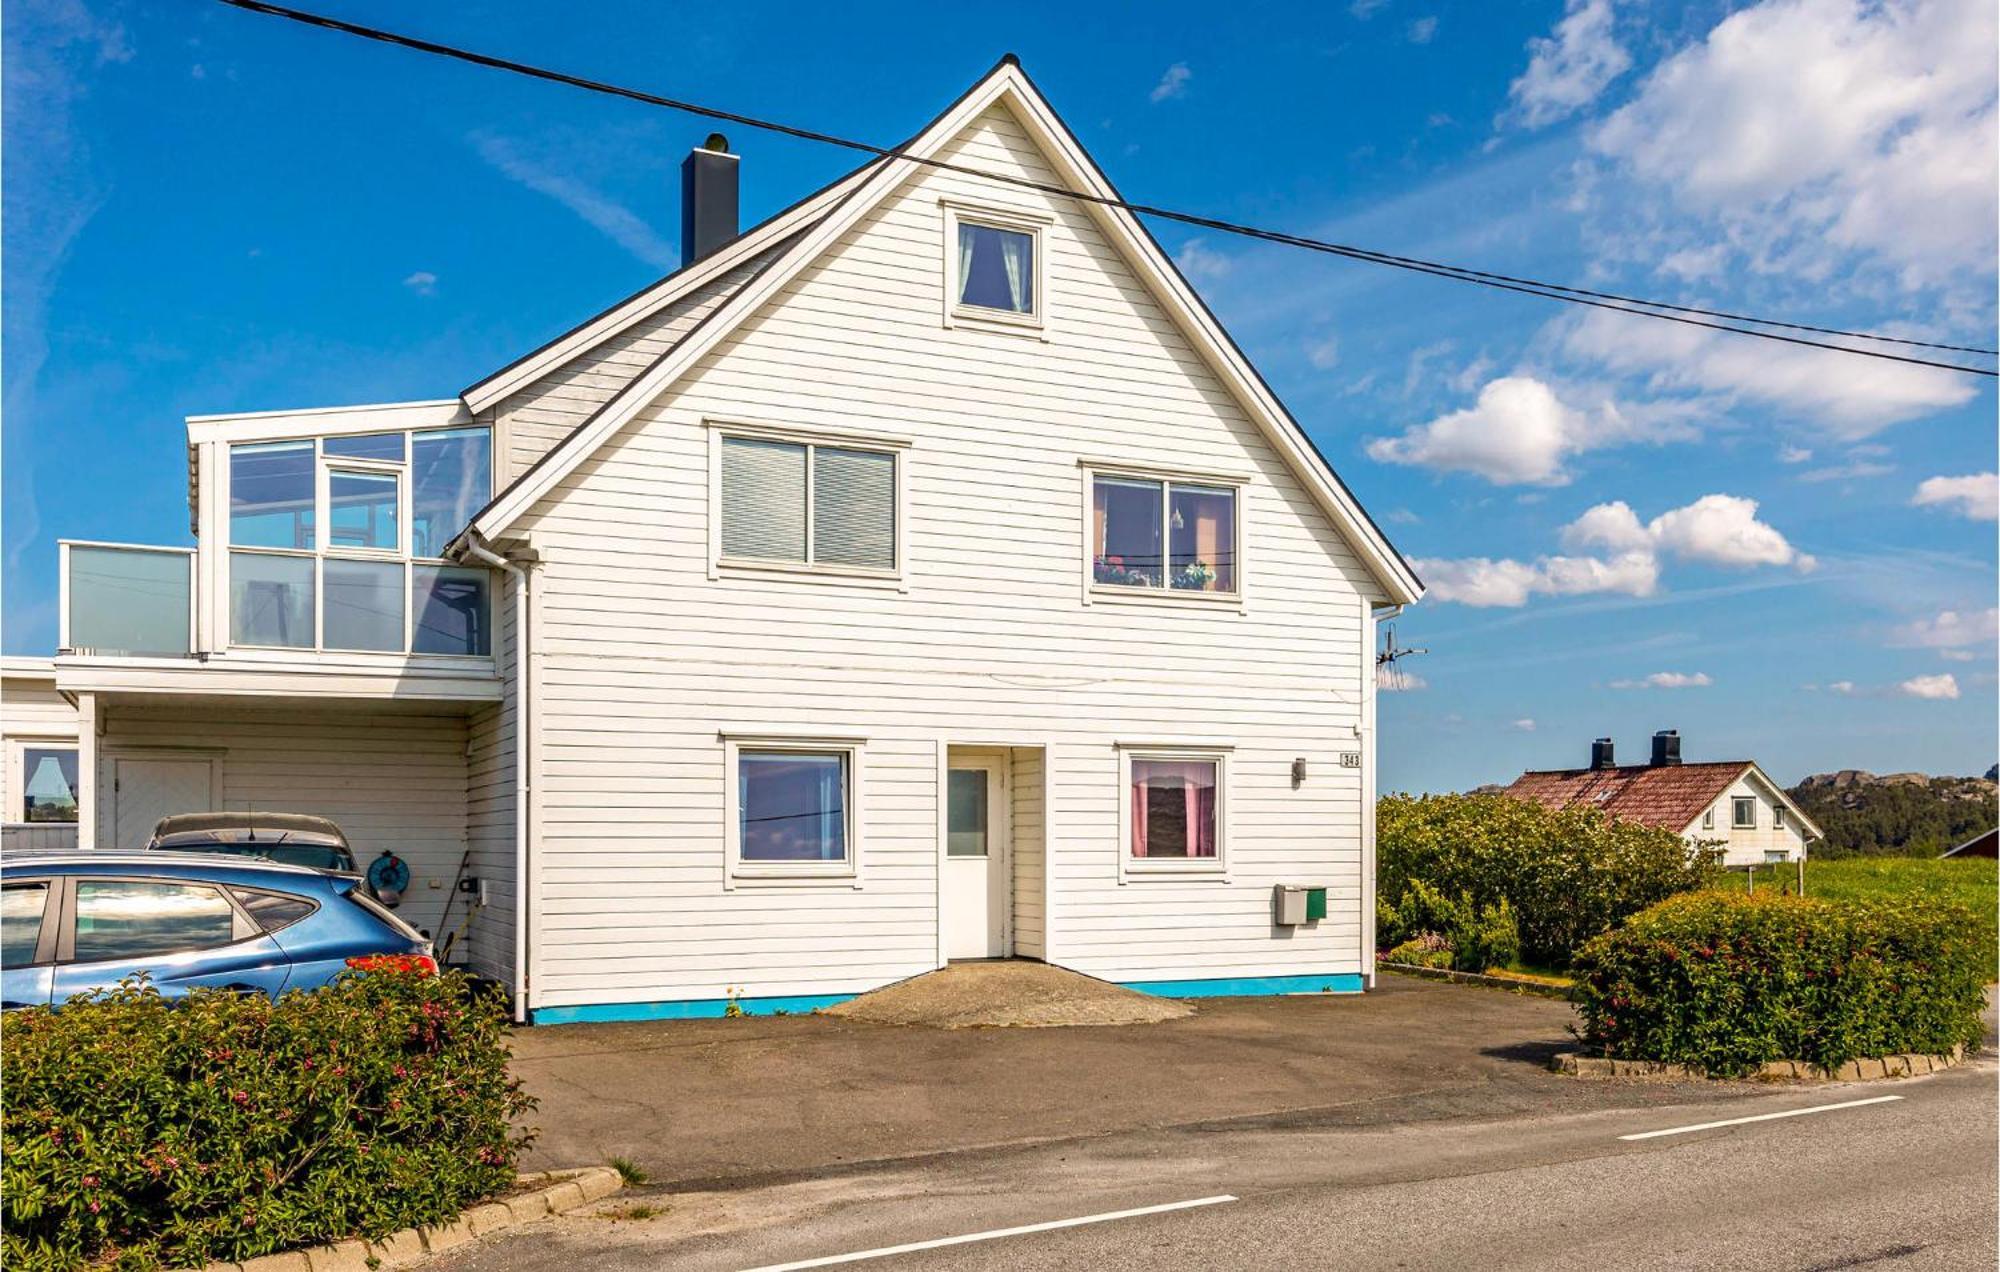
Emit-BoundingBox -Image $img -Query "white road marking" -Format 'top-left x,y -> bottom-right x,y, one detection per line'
737,1195 -> 1239,1271
1619,1094 -> 1903,1141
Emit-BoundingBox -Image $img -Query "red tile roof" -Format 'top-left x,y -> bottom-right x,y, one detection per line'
1504,761 -> 1752,831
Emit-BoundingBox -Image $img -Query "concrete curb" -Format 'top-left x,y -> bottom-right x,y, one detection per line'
210,1166 -> 623,1272
1382,963 -> 1574,1000
1552,1043 -> 1968,1082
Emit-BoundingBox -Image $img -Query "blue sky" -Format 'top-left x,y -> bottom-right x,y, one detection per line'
5,0 -> 1995,792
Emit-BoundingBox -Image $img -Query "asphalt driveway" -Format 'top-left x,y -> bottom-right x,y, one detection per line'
510,973 -> 1764,1184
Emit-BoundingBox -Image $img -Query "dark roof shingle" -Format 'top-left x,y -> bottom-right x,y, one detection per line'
1504,761 -> 1752,831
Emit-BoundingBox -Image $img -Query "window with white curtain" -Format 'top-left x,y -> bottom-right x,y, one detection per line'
1120,747 -> 1229,876
943,204 -> 1046,329
718,433 -> 898,574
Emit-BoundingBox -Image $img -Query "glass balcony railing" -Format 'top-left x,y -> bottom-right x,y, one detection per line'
60,541 -> 194,656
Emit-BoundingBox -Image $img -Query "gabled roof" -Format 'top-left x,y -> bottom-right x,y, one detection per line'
451,59 -> 1421,605
1506,760 -> 1823,840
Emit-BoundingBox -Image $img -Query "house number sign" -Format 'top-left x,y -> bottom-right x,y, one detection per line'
1338,752 -> 1362,768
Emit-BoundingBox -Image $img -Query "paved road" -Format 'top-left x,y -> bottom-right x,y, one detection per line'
438,1060 -> 1996,1271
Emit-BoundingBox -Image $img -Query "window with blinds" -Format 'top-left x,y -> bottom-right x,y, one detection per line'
720,435 -> 896,572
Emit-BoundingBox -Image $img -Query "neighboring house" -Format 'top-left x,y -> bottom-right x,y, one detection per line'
1941,828 -> 1998,859
1505,731 -> 1819,867
0,60 -> 1422,1023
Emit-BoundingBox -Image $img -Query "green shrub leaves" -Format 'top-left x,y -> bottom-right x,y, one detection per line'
1571,892 -> 1988,1076
2,970 -> 535,1271
1377,792 -> 1717,967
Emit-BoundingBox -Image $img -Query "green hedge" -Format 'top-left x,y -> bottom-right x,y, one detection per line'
2,966 -> 536,1271
1377,792 -> 1717,966
1571,892 -> 1989,1076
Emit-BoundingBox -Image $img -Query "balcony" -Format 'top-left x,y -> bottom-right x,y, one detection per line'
60,541 -> 194,656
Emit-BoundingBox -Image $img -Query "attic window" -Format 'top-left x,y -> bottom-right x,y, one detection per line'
942,203 -> 1047,331
957,225 -> 1034,314
1732,797 -> 1756,829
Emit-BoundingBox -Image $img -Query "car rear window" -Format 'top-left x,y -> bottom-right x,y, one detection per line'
346,889 -> 425,943
230,888 -> 317,933
175,842 -> 354,872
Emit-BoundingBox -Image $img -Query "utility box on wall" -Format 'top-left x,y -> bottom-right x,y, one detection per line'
1275,885 -> 1328,926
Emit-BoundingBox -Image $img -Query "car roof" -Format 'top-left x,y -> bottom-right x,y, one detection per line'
1,848 -> 355,882
148,811 -> 350,847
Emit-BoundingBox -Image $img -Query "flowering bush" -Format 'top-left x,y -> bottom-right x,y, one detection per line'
1376,879 -> 1521,973
1571,891 -> 1987,1076
2,967 -> 534,1271
1377,792 -> 1718,966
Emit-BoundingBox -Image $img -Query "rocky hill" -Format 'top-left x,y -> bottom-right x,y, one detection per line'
1786,771 -> 1998,859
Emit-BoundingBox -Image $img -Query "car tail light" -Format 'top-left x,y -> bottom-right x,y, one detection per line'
345,953 -> 437,977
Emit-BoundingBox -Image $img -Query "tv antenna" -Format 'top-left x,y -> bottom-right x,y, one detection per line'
1377,624 -> 1428,692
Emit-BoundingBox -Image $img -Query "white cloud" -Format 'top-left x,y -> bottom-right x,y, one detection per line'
1889,607 -> 1999,649
1828,680 -> 1857,695
1587,0 -> 1998,292
1366,375 -> 1685,486
1611,671 -> 1713,689
1305,333 -> 1340,370
1912,473 -> 1999,521
1149,62 -> 1191,104
1512,718 -> 1539,732
1939,648 -> 1978,662
1779,445 -> 1813,464
1349,0 -> 1390,17
1561,310 -> 1975,439
1798,457 -> 1894,483
1900,673 -> 1961,700
1566,494 -> 1813,570
1174,238 -> 1230,284
1414,550 -> 1658,608
1649,494 -> 1814,571
401,270 -> 437,296
1422,492 -> 1809,607
470,131 -> 676,268
1407,15 -> 1438,44
1503,0 -> 1630,129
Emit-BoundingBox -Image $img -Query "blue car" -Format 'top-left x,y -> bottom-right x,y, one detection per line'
0,850 -> 433,1010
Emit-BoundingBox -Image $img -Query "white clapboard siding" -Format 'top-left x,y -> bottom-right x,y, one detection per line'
509,103 -> 1377,1008
1697,773 -> 1812,867
1011,747 -> 1045,960
486,238 -> 802,482
461,575 -> 521,983
97,703 -> 474,942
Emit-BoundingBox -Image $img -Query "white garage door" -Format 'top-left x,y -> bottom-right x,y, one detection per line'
112,757 -> 219,850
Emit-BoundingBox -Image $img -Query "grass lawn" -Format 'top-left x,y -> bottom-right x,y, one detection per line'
1706,856 -> 1999,961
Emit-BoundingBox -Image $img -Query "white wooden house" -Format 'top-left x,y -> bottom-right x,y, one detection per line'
2,61 -> 1421,1022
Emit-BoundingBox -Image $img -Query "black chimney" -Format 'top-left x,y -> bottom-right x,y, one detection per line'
1590,738 -> 1616,770
680,133 -> 739,267
1650,729 -> 1682,767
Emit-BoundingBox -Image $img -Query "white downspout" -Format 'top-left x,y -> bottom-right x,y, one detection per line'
1360,602 -> 1401,990
460,535 -> 533,1024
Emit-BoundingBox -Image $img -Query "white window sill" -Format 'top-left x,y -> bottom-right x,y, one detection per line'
1123,861 -> 1229,880
946,306 -> 1047,339
727,865 -> 861,890
716,559 -> 905,591
1089,584 -> 1242,609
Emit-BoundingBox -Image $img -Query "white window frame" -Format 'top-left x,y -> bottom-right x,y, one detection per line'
722,733 -> 867,888
6,737 -> 81,826
940,200 -> 1051,337
1116,743 -> 1232,882
1701,807 -> 1715,831
706,419 -> 911,590
1732,796 -> 1756,829
1772,806 -> 1785,831
220,427 -> 495,659
1079,461 -> 1248,610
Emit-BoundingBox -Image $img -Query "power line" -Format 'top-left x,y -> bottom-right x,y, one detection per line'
213,0 -> 1998,377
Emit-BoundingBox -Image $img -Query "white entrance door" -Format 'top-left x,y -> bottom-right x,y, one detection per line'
943,754 -> 1007,959
112,756 -> 219,850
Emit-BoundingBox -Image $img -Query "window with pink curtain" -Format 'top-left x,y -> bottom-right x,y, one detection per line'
1130,758 -> 1218,859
